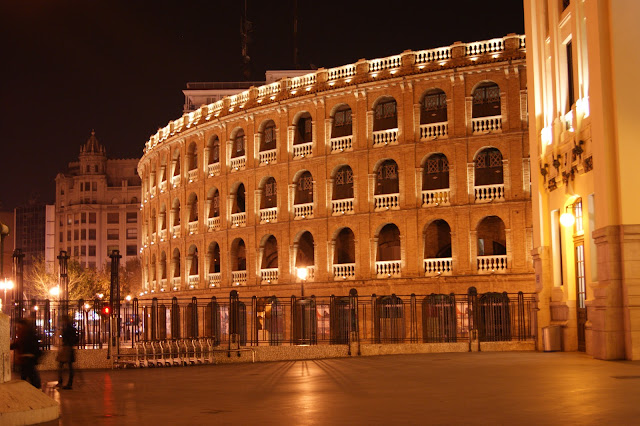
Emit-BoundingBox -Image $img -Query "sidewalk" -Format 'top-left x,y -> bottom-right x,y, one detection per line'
33,352 -> 640,425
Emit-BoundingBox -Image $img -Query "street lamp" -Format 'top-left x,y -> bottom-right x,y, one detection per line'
49,286 -> 60,298
296,267 -> 308,298
0,278 -> 14,314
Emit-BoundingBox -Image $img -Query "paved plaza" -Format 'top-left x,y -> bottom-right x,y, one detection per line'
28,352 -> 640,425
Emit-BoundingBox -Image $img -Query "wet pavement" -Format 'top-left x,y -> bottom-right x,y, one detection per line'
28,352 -> 640,425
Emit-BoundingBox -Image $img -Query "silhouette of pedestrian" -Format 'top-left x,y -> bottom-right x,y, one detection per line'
10,318 -> 42,388
56,315 -> 77,389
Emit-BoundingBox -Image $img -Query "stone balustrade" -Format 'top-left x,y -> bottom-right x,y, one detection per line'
472,115 -> 502,134
293,142 -> 313,158
188,221 -> 198,234
424,258 -> 453,276
158,229 -> 167,241
477,255 -> 508,272
420,122 -> 448,140
375,260 -> 401,278
207,216 -> 221,231
422,189 -> 450,207
331,198 -> 354,215
208,272 -> 221,287
474,184 -> 505,203
187,169 -> 198,182
231,212 -> 246,227
230,156 -> 246,171
259,149 -> 277,165
231,270 -> 247,285
172,225 -> 181,239
188,275 -> 199,288
294,202 -> 314,219
171,277 -> 181,290
374,193 -> 399,211
372,128 -> 398,147
259,207 -> 278,223
330,135 -> 353,153
171,175 -> 181,188
333,263 -> 356,280
159,278 -> 167,290
208,162 -> 221,176
260,268 -> 278,284
159,181 -> 167,192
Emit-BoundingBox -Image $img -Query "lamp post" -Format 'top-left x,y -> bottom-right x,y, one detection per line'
0,278 -> 14,314
296,267 -> 308,298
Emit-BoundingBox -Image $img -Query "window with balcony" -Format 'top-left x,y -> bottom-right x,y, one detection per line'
188,245 -> 198,287
172,248 -> 181,286
423,219 -> 452,275
160,251 -> 167,280
472,82 -> 501,118
294,231 -> 315,281
294,113 -> 313,144
376,223 -> 401,278
171,198 -> 181,235
420,89 -> 448,140
187,192 -> 199,224
259,235 -> 278,283
207,188 -> 221,231
259,177 -> 278,223
474,148 -> 504,202
332,165 -> 354,215
333,227 -> 356,280
477,215 -> 507,272
187,141 -> 198,173
259,120 -> 277,157
373,98 -> 398,131
172,148 -> 181,181
232,129 -> 245,158
331,106 -> 353,138
208,242 -> 221,273
230,238 -> 247,285
374,159 -> 399,211
294,171 -> 314,219
230,183 -> 246,227
422,153 -> 450,206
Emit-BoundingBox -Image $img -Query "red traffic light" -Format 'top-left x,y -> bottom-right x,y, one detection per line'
102,305 -> 111,316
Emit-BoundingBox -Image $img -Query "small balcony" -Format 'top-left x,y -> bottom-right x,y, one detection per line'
260,268 -> 278,284
231,212 -> 246,227
207,217 -> 221,231
159,181 -> 167,193
293,203 -> 314,219
333,263 -> 356,280
188,274 -> 199,289
208,163 -> 221,177
474,184 -> 505,203
330,135 -> 353,153
477,255 -> 507,273
171,277 -> 181,290
259,149 -> 277,166
158,229 -> 167,241
376,260 -> 401,278
374,193 -> 399,211
150,186 -> 157,198
421,189 -> 450,207
424,258 -> 453,276
171,175 -> 181,188
259,207 -> 278,224
293,142 -> 313,159
372,128 -> 398,147
472,115 -> 502,135
420,122 -> 448,140
230,156 -> 246,171
331,198 -> 354,216
151,232 -> 157,243
208,272 -> 221,287
159,278 -> 167,291
231,270 -> 247,286
172,225 -> 181,239
188,221 -> 198,235
187,169 -> 198,183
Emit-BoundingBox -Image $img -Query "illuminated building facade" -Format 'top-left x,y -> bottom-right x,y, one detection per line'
54,132 -> 141,269
524,0 -> 640,359
138,35 -> 534,300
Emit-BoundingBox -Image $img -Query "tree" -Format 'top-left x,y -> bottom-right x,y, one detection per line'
27,257 -> 110,300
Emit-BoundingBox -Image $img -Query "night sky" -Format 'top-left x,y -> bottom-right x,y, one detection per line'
0,0 -> 524,211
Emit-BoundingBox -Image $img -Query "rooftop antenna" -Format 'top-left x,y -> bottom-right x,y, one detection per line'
241,0 -> 253,80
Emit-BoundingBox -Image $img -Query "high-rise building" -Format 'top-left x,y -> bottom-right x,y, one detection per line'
524,0 -> 640,359
54,131 -> 141,270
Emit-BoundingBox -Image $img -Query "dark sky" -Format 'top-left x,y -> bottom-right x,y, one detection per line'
0,0 -> 524,211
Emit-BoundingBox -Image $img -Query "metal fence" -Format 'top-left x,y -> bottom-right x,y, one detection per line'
8,289 -> 536,351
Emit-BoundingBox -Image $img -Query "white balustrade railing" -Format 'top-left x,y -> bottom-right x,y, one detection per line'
208,272 -> 221,287
259,149 -> 277,165
171,277 -> 181,290
259,207 -> 278,223
150,280 -> 156,291
159,181 -> 167,193
472,116 -> 502,134
231,270 -> 247,285
422,189 -> 450,207
188,274 -> 199,288
376,260 -> 401,278
420,122 -> 448,140
207,216 -> 221,231
258,81 -> 281,99
187,169 -> 198,182
415,46 -> 452,64
424,258 -> 453,276
172,225 -> 181,238
333,263 -> 356,280
208,162 -> 221,176
171,175 -> 181,188
158,229 -> 167,241
151,232 -> 157,242
369,55 -> 402,72
327,64 -> 356,81
288,73 -> 317,90
293,141 -> 313,158
374,193 -> 399,211
466,38 -> 505,56
293,203 -> 314,219
477,255 -> 508,272
474,184 -> 505,203
372,128 -> 398,147
159,278 -> 167,290
331,198 -> 354,215
188,221 -> 198,235
230,156 -> 246,171
330,135 -> 353,153
231,212 -> 246,227
260,268 -> 279,284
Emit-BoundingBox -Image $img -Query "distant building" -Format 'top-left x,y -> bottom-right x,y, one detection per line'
54,131 -> 141,270
13,203 -> 55,297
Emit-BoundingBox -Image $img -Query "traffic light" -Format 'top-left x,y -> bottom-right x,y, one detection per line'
101,305 -> 111,317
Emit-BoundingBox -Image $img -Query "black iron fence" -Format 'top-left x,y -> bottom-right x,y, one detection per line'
8,289 -> 536,350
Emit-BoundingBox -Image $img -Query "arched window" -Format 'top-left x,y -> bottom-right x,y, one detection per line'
188,245 -> 198,279
187,193 -> 198,223
172,149 -> 181,177
171,198 -> 181,228
333,165 -> 354,200
423,219 -> 453,276
207,188 -> 220,218
150,254 -> 157,283
208,136 -> 220,164
376,224 -> 401,278
421,89 -> 447,124
295,231 -> 315,276
375,160 -> 399,195
207,242 -> 221,287
294,171 -> 314,219
477,215 -> 507,272
260,235 -> 278,283
150,208 -> 157,234
373,97 -> 398,131
230,238 -> 247,285
187,142 -> 198,171
294,112 -> 313,144
172,248 -> 181,281
331,105 -> 353,138
232,183 -> 246,213
472,82 -> 501,118
422,154 -> 449,191
160,251 -> 167,281
334,227 -> 356,281
474,148 -> 504,203
159,203 -> 167,231
260,120 -> 277,152
232,129 -> 245,158
259,177 -> 278,224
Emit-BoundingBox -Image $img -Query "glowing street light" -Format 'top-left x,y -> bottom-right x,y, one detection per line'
49,286 -> 60,297
296,267 -> 308,298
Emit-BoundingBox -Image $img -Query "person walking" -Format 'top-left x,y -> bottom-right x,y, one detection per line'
56,315 -> 77,389
10,318 -> 42,389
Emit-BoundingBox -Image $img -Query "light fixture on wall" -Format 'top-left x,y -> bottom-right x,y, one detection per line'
560,205 -> 576,227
